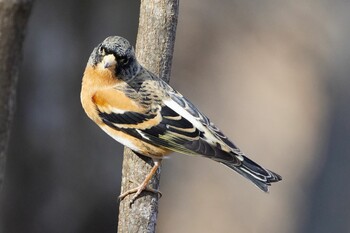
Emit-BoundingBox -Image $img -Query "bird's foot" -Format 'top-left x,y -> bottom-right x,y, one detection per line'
119,180 -> 162,205
119,159 -> 162,206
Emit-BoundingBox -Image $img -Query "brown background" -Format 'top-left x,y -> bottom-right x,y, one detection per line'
2,0 -> 350,233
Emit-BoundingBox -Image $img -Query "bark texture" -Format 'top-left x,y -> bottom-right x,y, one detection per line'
0,0 -> 32,193
117,0 -> 179,232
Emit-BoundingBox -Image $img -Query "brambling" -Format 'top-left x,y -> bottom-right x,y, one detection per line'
81,36 -> 281,203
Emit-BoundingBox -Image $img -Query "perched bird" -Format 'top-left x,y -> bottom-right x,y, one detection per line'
81,36 -> 281,203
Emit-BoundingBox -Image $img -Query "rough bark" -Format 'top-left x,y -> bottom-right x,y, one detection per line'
0,0 -> 32,193
117,0 -> 179,232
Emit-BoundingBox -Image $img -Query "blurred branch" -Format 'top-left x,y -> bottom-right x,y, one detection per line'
0,0 -> 32,193
117,0 -> 179,232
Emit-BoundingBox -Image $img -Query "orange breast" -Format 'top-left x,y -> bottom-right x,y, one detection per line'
81,64 -> 170,158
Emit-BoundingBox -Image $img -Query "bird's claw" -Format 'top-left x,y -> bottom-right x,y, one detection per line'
119,180 -> 162,206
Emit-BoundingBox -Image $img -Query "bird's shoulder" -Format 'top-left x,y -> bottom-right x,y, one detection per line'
92,68 -> 169,116
124,68 -> 172,108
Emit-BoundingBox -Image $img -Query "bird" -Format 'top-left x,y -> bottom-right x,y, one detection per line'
81,36 -> 282,204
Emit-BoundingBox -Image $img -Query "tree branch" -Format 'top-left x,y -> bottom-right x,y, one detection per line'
0,0 -> 32,193
117,0 -> 179,232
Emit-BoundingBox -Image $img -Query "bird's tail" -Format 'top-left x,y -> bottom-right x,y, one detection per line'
222,155 -> 282,192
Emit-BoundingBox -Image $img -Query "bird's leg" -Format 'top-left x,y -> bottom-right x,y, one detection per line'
119,159 -> 162,205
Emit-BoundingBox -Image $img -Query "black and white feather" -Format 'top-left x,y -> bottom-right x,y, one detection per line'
99,75 -> 281,192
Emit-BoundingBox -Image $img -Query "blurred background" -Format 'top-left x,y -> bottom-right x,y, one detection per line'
1,0 -> 350,232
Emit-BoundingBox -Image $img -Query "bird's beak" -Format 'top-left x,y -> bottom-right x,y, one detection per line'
102,54 -> 117,68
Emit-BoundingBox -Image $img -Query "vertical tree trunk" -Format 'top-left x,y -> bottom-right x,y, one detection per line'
0,0 -> 32,193
117,0 -> 179,232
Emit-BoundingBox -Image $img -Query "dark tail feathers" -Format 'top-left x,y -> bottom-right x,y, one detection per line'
222,155 -> 282,192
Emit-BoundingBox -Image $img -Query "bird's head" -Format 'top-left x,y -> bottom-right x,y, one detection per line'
88,36 -> 141,81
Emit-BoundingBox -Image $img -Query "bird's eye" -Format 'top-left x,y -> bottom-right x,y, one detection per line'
119,56 -> 129,66
99,46 -> 106,55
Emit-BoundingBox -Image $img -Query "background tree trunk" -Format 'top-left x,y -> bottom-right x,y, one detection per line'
117,0 -> 179,232
0,0 -> 32,194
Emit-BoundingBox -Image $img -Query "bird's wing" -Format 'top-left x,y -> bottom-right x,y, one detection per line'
163,89 -> 245,162
96,81 -> 244,165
